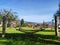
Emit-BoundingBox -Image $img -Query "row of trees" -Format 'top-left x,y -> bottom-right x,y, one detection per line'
20,19 -> 49,29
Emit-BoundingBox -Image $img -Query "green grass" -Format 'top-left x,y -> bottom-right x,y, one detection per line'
0,27 -> 24,33
21,27 -> 40,30
0,27 -> 60,45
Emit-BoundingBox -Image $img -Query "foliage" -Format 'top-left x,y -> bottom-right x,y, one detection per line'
0,9 -> 17,27
20,19 -> 25,27
27,24 -> 33,27
41,21 -> 48,28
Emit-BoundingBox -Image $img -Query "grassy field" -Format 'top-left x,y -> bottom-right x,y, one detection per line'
0,27 -> 60,45
21,27 -> 40,30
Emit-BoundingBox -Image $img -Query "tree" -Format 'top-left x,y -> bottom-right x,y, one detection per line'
40,21 -> 48,31
20,19 -> 25,27
54,16 -> 59,36
42,21 -> 48,28
0,9 -> 17,27
53,3 -> 60,36
0,9 -> 18,38
2,16 -> 7,38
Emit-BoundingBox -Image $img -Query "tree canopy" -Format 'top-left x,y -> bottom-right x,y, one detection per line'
0,9 -> 18,27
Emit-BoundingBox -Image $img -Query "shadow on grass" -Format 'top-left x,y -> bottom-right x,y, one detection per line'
0,33 -> 60,45
19,29 -> 40,33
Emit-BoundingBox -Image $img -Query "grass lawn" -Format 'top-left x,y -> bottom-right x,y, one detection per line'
21,27 -> 40,30
0,27 -> 60,45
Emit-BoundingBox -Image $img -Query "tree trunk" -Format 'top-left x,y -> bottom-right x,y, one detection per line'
55,16 -> 59,36
2,16 -> 7,38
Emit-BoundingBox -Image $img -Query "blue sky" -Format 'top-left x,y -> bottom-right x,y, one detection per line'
0,0 -> 59,23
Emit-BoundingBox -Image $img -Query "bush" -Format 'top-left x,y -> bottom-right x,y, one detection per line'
40,28 -> 45,31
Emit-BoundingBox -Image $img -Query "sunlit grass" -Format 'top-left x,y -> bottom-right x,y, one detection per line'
35,31 -> 55,35
0,27 -> 24,33
0,27 -> 60,45
21,27 -> 40,30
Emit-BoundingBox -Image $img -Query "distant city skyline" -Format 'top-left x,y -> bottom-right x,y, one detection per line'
0,0 -> 59,23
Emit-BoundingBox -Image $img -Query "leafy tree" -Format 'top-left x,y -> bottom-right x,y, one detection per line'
0,9 -> 17,27
0,9 -> 18,38
40,21 -> 48,30
20,19 -> 25,27
54,4 -> 60,36
42,21 -> 48,28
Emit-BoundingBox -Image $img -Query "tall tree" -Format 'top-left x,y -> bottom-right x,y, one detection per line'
54,16 -> 59,36
0,9 -> 17,27
42,21 -> 48,28
2,16 -> 7,38
0,9 -> 18,38
54,3 -> 60,36
20,19 -> 25,27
